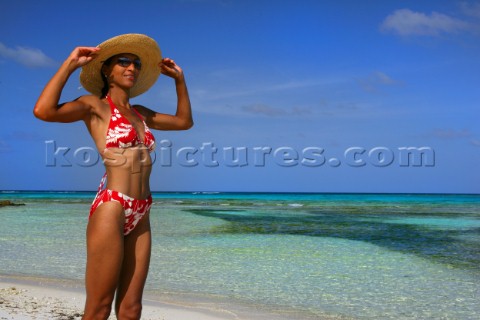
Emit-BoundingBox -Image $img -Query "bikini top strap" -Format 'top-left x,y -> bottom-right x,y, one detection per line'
105,95 -> 116,113
106,95 -> 144,121
131,107 -> 144,120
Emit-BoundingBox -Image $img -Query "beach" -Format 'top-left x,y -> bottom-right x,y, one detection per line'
0,276 -> 262,320
0,278 -> 228,320
0,275 -> 331,320
1,192 -> 479,319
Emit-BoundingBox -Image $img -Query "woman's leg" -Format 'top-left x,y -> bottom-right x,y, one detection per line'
83,201 -> 125,320
115,212 -> 152,320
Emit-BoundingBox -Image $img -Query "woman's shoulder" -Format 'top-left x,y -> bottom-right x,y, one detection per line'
76,94 -> 103,104
74,95 -> 109,117
75,94 -> 108,109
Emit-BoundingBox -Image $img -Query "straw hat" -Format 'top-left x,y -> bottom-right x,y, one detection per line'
80,33 -> 162,98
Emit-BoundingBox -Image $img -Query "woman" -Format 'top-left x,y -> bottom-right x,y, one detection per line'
33,34 -> 193,319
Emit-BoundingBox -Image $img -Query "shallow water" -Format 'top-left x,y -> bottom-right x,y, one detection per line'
1,192 -> 479,319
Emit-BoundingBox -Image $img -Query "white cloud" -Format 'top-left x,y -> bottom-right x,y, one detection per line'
460,1 -> 480,18
242,104 -> 286,116
432,128 -> 472,139
0,140 -> 11,153
0,42 -> 56,68
357,71 -> 403,93
470,139 -> 480,147
375,72 -> 398,85
191,76 -> 346,107
380,9 -> 469,36
241,104 -> 312,117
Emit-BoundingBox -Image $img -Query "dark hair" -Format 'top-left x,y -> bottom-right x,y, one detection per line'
100,56 -> 114,98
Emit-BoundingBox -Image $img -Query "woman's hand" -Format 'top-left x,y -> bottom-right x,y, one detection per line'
68,47 -> 100,69
159,58 -> 184,81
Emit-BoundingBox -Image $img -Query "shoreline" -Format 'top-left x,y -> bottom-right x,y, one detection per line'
0,275 -> 243,320
0,275 -> 335,320
0,275 -> 239,320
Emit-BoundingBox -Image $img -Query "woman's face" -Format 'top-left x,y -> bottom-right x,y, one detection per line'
103,53 -> 141,89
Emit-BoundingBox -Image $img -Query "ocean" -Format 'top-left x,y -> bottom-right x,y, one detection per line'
1,191 -> 479,319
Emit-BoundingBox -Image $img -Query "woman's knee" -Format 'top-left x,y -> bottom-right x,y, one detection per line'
117,301 -> 142,320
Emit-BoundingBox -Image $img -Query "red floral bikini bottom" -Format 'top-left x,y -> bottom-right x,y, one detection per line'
90,174 -> 152,235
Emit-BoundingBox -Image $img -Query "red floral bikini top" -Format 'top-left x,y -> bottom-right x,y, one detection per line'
105,96 -> 155,152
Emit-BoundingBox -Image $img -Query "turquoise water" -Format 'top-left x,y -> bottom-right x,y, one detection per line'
1,192 -> 479,319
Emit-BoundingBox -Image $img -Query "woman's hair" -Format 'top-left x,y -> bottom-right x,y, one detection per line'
100,56 -> 114,98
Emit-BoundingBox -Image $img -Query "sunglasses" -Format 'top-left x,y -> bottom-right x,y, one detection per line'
115,57 -> 142,70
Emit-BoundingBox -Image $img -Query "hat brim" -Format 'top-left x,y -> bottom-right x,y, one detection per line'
80,33 -> 162,98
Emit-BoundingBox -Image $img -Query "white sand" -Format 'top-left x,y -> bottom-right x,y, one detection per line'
0,277 -> 238,320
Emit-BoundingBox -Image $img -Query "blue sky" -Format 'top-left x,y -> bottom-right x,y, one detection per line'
1,0 -> 479,193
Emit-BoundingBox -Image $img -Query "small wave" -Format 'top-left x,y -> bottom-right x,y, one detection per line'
191,192 -> 220,195
288,203 -> 304,207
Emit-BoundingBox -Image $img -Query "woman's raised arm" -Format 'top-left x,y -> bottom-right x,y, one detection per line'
136,58 -> 193,130
33,47 -> 100,123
